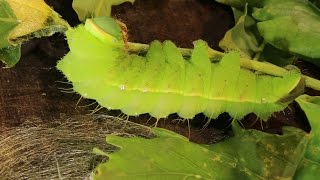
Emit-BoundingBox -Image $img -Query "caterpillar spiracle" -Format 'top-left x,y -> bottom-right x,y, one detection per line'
57,17 -> 301,120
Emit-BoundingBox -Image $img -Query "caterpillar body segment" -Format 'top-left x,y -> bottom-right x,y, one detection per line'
57,17 -> 301,120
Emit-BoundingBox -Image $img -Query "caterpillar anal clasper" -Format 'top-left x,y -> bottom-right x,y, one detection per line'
57,17 -> 301,120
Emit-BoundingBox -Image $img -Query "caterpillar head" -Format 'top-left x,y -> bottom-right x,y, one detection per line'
84,16 -> 123,44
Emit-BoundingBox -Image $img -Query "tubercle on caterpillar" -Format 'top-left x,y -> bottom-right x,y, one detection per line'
57,16 -> 311,121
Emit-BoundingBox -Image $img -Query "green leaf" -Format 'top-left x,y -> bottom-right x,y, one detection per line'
0,0 -> 19,48
295,95 -> 320,179
219,5 -> 261,59
93,125 -> 308,179
252,0 -> 320,65
91,95 -> 320,179
206,126 -> 308,179
217,0 -> 320,66
93,128 -> 220,179
72,0 -> 135,21
0,45 -> 20,68
219,3 -> 295,66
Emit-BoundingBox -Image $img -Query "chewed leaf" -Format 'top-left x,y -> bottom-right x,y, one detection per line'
57,17 -> 302,120
92,95 -> 320,179
0,0 -> 69,67
93,126 -> 308,180
295,95 -> 320,179
6,0 -> 69,44
72,0 -> 135,21
94,128 -> 217,179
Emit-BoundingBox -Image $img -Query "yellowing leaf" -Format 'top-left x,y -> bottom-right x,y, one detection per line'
0,0 -> 70,67
6,0 -> 70,44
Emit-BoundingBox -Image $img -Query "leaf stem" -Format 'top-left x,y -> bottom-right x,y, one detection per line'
128,42 -> 320,91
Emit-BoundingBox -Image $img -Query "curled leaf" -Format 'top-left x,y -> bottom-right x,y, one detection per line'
252,0 -> 320,65
0,0 -> 69,67
295,95 -> 320,179
219,4 -> 261,59
217,0 -> 320,66
6,0 -> 70,45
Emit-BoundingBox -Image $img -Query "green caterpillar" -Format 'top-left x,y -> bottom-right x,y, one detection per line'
57,17 -> 301,120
